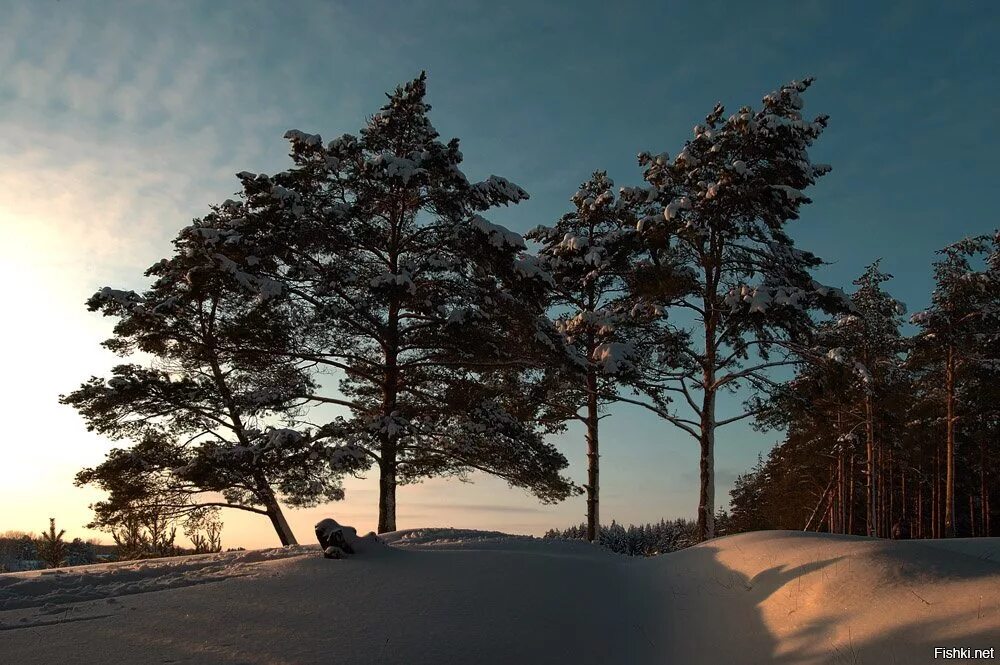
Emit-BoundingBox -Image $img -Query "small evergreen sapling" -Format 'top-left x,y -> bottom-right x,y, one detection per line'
37,518 -> 68,569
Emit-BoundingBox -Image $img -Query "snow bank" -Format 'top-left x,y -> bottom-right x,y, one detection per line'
636,531 -> 1000,664
1,530 -> 997,664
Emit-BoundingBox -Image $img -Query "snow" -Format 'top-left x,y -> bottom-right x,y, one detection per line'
469,175 -> 529,205
771,184 -> 808,202
283,129 -> 323,147
369,270 -> 416,294
468,215 -> 526,249
365,154 -> 424,184
2,530 -> 997,664
559,232 -> 587,251
592,341 -> 634,373
826,347 -> 848,363
663,196 -> 692,220
512,256 -> 555,286
93,287 -> 141,309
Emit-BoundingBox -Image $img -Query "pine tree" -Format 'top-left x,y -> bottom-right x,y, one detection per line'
813,262 -> 908,536
66,538 -> 97,566
37,518 -> 67,569
526,172 -> 669,541
621,78 -> 846,540
746,263 -> 909,535
194,73 -> 577,532
184,509 -> 224,553
62,204 -> 369,545
911,232 -> 1000,537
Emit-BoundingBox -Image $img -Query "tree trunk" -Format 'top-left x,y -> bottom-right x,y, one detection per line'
848,452 -> 856,535
889,453 -> 894,533
900,467 -> 906,529
934,444 -> 942,539
837,440 -> 846,534
987,488 -> 993,538
377,220 -> 403,535
917,474 -> 923,539
836,412 -> 845,534
981,437 -> 989,537
945,345 -> 957,538
259,485 -> 297,546
378,462 -> 397,534
970,494 -> 976,537
585,368 -> 600,543
377,302 -> 400,534
697,388 -> 716,541
696,251 -> 721,544
805,473 -> 835,532
865,396 -> 876,537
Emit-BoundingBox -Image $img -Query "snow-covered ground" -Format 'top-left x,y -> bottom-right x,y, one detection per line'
1,529 -> 997,664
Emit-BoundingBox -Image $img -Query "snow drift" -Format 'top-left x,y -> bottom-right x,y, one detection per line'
1,530 -> 997,664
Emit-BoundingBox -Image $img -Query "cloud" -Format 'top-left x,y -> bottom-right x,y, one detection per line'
406,503 -> 548,514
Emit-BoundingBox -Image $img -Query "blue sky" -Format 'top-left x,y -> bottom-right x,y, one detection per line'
1,1 -> 997,547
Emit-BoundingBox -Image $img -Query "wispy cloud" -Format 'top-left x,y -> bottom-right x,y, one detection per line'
407,503 -> 548,514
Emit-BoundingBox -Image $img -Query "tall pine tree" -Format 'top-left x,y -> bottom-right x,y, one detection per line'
190,74 -> 577,532
911,232 -> 1000,537
63,209 -> 368,545
621,78 -> 847,540
527,172 -> 669,541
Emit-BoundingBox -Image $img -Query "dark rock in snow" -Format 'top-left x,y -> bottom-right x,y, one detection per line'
315,519 -> 357,557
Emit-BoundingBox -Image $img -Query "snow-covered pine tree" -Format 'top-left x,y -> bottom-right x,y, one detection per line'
960,322 -> 1000,536
910,232 -> 1000,537
620,78 -> 849,540
196,73 -> 577,533
832,262 -> 909,536
62,214 -> 369,546
526,172 -> 669,542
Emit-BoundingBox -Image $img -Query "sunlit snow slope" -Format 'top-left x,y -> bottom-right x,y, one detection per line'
1,529 -> 997,664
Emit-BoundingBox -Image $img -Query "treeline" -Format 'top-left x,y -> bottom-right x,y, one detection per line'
0,512 -> 225,573
730,247 -> 1000,539
544,518 -> 701,556
0,523 -> 107,572
60,72 -> 995,548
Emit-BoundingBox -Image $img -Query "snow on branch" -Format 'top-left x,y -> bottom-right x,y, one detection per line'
469,215 -> 526,249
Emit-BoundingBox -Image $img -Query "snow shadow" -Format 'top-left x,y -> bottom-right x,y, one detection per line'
638,534 -> 1000,664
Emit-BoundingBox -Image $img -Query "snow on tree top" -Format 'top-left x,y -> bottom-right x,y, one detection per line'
270,185 -> 298,201
469,175 -> 529,208
469,215 -> 526,249
283,129 -> 323,147
771,185 -> 808,202
513,256 -> 555,286
93,287 -> 142,309
264,428 -> 305,449
592,341 -> 635,374
663,197 -> 692,220
366,154 -> 425,184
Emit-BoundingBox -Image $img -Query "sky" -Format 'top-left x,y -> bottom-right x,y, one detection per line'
0,0 -> 997,549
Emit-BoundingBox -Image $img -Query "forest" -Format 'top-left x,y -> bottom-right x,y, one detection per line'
729,253 -> 999,539
60,73 -> 999,551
